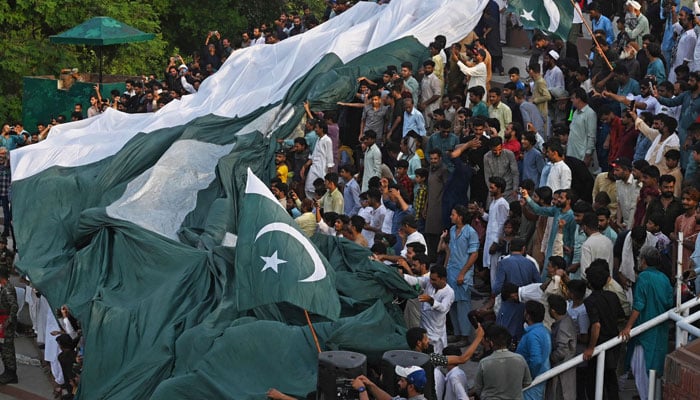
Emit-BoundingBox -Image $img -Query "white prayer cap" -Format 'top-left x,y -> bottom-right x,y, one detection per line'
548,50 -> 560,60
626,0 -> 641,10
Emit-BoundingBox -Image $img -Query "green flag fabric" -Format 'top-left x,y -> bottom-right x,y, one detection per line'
508,0 -> 575,40
9,1 -> 486,398
235,169 -> 341,319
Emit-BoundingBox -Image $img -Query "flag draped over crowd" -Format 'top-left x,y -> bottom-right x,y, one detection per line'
508,0 -> 575,40
11,0 -> 488,398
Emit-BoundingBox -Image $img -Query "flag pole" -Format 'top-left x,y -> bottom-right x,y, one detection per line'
569,0 -> 614,71
304,309 -> 322,353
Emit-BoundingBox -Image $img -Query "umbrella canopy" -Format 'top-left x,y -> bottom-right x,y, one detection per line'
49,16 -> 155,46
49,17 -> 155,83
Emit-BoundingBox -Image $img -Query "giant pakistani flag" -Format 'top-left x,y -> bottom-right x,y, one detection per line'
12,1 -> 488,398
508,0 -> 575,40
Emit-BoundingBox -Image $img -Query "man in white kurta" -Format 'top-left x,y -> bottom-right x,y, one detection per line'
669,10 -> 697,83
304,122 -> 335,199
403,266 -> 455,353
481,178 -> 510,285
545,144 -> 572,192
361,131 -> 382,192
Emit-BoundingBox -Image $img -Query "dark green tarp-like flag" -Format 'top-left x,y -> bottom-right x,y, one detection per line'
13,37 -> 429,399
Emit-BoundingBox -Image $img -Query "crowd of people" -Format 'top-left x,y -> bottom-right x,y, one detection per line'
265,1 -> 700,399
2,0 -> 700,399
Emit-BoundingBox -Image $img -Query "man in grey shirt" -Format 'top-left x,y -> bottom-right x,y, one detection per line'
514,89 -> 546,138
475,324 -> 532,400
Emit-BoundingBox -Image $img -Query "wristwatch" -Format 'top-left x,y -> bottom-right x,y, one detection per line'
357,387 -> 366,393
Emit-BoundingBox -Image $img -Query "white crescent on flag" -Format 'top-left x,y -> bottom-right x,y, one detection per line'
543,0 -> 561,33
245,168 -> 327,283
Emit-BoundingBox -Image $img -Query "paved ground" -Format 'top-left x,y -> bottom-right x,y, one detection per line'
0,336 -> 54,400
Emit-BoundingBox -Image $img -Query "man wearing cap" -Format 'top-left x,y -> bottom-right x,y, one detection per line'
603,78 -> 661,116
625,1 -> 650,47
613,157 -> 640,230
669,7 -> 697,84
352,365 -> 428,400
543,51 -> 565,92
402,265 -> 454,354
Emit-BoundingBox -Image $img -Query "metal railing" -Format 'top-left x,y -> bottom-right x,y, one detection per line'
522,232 -> 700,400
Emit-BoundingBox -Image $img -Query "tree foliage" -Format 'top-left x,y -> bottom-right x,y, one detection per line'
0,0 -> 325,123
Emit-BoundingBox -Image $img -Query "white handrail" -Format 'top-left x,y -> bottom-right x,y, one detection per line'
524,296 -> 700,390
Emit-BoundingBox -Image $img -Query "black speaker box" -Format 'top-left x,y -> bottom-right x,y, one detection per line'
317,351 -> 367,400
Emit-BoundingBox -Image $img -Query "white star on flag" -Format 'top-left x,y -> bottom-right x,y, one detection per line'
260,250 -> 287,273
521,9 -> 535,22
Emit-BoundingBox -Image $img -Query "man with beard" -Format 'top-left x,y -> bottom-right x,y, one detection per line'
405,325 -> 486,368
250,27 -> 265,45
655,71 -> 700,170
426,120 -> 459,172
669,7 -> 696,84
402,266 -> 454,354
613,157 -> 640,231
522,188 -> 577,270
503,122 -> 522,157
353,366 -> 428,400
484,137 -> 519,202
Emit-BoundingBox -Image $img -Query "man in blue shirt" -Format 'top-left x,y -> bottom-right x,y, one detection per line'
492,238 -> 541,296
517,301 -> 551,400
589,2 -> 614,45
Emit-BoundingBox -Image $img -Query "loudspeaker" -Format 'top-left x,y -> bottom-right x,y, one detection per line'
381,350 -> 435,400
317,351 -> 367,400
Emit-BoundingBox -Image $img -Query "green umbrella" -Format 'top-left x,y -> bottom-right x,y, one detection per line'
50,16 -> 155,83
